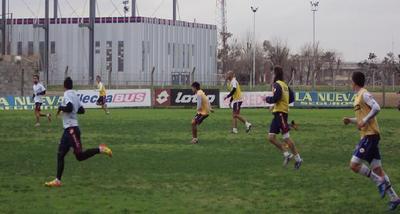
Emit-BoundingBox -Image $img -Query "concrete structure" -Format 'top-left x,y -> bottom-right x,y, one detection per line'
5,16 -> 217,86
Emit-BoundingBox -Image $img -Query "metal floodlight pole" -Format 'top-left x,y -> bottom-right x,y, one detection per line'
79,0 -> 95,84
173,0 -> 177,21
132,0 -> 136,17
33,0 -> 50,85
310,0 -> 319,91
54,0 -> 58,18
251,6 -> 258,89
1,0 -> 6,55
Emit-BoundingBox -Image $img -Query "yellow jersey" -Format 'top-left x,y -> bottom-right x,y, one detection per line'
97,82 -> 106,97
227,78 -> 242,102
197,90 -> 210,116
272,80 -> 290,113
354,88 -> 380,138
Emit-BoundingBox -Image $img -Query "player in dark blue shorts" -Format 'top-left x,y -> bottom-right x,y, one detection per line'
343,72 -> 400,210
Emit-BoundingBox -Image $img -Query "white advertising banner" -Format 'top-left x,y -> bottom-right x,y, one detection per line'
219,91 -> 274,108
76,89 -> 151,108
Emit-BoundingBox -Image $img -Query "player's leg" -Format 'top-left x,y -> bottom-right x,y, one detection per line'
70,127 -> 112,160
233,102 -> 251,132
231,103 -> 238,134
283,135 -> 302,169
191,118 -> 198,143
34,103 -> 41,126
350,138 -> 387,198
45,130 -> 70,187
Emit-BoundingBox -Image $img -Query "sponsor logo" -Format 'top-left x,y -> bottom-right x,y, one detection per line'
170,89 -> 220,106
359,148 -> 365,153
175,92 -> 216,104
113,93 -> 146,103
156,90 -> 170,104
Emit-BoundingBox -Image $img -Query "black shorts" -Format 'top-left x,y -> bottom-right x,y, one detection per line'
269,112 -> 290,135
35,102 -> 42,111
232,102 -> 242,114
353,134 -> 381,164
193,114 -> 209,125
96,96 -> 106,105
59,126 -> 83,155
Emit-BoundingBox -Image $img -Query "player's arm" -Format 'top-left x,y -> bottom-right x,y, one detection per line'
343,117 -> 357,125
266,83 -> 282,104
288,87 -> 295,104
37,84 -> 46,95
58,102 -> 73,113
358,92 -> 380,128
196,95 -> 202,112
224,87 -> 236,100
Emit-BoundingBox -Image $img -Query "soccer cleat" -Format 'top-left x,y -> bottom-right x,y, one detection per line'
283,154 -> 294,167
35,123 -> 40,127
45,179 -> 62,187
388,199 -> 400,211
378,182 -> 387,199
191,138 -> 199,144
294,159 -> 303,170
106,111 -> 110,115
246,123 -> 252,133
232,128 -> 238,134
47,113 -> 52,122
99,144 -> 113,157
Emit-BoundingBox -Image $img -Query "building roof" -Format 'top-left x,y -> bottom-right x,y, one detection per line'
6,16 -> 217,30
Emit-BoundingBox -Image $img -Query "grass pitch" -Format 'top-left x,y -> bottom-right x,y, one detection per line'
0,108 -> 399,213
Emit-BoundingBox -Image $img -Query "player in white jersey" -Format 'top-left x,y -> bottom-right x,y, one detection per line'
44,77 -> 113,187
32,75 -> 51,127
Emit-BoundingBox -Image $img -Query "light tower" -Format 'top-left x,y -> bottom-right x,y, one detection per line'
310,0 -> 319,91
216,0 -> 231,74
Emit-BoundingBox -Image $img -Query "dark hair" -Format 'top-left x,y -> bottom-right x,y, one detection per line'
96,75 -> 101,80
191,81 -> 200,90
273,66 -> 284,82
64,77 -> 73,89
352,72 -> 365,87
33,74 -> 39,80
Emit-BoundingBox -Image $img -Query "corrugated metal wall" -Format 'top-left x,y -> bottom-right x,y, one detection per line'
8,17 -> 217,86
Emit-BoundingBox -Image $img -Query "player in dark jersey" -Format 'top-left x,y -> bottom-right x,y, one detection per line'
266,66 -> 302,169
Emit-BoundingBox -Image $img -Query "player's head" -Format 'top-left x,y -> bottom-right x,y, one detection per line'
273,66 -> 284,82
96,75 -> 101,83
225,71 -> 234,81
64,77 -> 73,90
191,81 -> 201,93
33,74 -> 39,84
351,72 -> 365,90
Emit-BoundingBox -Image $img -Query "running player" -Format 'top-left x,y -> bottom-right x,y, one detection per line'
343,72 -> 400,210
191,82 -> 212,144
32,74 -> 51,127
45,77 -> 112,187
95,75 -> 110,114
224,71 -> 252,134
265,66 -> 302,169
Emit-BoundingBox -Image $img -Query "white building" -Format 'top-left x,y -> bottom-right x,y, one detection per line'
7,16 -> 217,86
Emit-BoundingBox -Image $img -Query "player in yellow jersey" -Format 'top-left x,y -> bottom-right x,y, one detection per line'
191,82 -> 212,144
224,71 -> 252,134
343,72 -> 400,210
266,66 -> 302,169
95,75 -> 110,114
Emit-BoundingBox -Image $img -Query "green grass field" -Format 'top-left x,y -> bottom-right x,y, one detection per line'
1,108 -> 399,213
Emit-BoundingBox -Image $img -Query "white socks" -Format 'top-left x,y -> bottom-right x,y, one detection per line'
283,151 -> 291,158
294,154 -> 302,162
245,122 -> 251,127
232,128 -> 238,134
385,175 -> 400,201
358,164 -> 384,186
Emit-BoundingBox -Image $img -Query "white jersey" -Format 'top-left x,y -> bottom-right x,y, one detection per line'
33,83 -> 46,103
62,90 -> 83,129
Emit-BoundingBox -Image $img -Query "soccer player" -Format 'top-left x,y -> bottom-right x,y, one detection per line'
45,77 -> 113,187
224,71 -> 252,134
32,74 -> 51,127
343,72 -> 400,210
95,75 -> 110,114
191,82 -> 212,144
265,66 -> 302,169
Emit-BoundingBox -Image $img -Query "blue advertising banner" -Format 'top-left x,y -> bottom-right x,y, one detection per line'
294,91 -> 356,108
0,96 -> 62,110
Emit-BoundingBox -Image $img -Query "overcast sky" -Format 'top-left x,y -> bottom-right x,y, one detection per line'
9,0 -> 400,62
